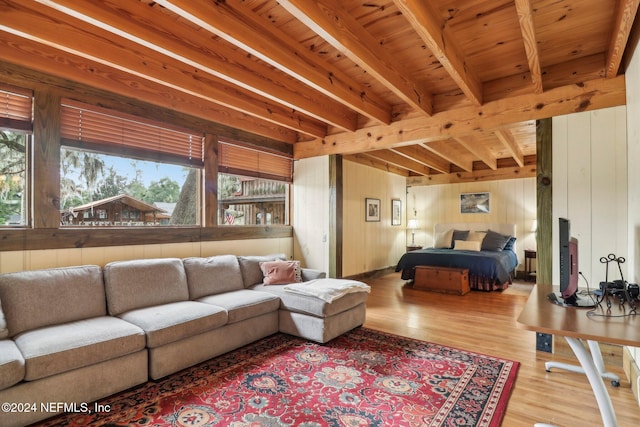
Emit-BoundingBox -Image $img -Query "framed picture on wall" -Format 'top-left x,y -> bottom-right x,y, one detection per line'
365,198 -> 381,222
460,192 -> 490,213
391,199 -> 401,225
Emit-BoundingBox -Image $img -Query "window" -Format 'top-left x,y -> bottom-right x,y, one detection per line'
0,84 -> 32,227
219,173 -> 289,225
218,140 -> 292,226
0,130 -> 28,226
59,101 -> 203,226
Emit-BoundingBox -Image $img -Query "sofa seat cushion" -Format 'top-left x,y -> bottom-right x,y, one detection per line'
251,283 -> 369,318
119,301 -> 227,348
14,316 -> 145,381
0,339 -> 24,390
197,289 -> 280,324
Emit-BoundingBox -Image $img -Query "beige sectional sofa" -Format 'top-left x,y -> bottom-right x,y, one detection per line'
0,254 -> 368,427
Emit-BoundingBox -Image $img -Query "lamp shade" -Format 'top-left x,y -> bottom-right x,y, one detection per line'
407,219 -> 419,230
530,219 -> 537,232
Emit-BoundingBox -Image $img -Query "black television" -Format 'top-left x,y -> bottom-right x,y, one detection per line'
548,218 -> 594,307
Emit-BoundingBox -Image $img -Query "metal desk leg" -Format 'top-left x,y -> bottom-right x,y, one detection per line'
545,340 -> 620,386
565,337 -> 618,427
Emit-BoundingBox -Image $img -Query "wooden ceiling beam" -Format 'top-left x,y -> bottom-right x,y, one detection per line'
0,37 -> 298,143
494,129 -> 525,167
392,0 -> 483,106
1,1 -> 327,138
391,145 -> 450,174
422,140 -> 474,172
294,75 -> 626,158
157,0 -> 392,125
278,0 -> 433,116
365,149 -> 432,175
407,165 -> 537,186
479,54 -> 606,106
41,0 -> 359,132
0,0 -> 627,182
605,0 -> 640,77
454,136 -> 498,171
514,0 -> 543,94
343,153 -> 411,177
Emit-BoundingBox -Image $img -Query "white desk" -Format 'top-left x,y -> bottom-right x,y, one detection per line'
517,284 -> 640,427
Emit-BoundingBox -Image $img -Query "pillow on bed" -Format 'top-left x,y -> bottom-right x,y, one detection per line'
503,236 -> 517,251
467,231 -> 487,243
434,229 -> 454,248
451,230 -> 469,246
453,240 -> 481,251
481,229 -> 512,251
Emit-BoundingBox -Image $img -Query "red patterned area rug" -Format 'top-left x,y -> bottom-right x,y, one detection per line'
35,328 -> 519,427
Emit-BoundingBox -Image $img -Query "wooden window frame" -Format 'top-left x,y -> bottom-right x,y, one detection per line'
0,86 -> 292,252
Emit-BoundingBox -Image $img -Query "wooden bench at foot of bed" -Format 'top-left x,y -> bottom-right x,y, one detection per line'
413,265 -> 470,295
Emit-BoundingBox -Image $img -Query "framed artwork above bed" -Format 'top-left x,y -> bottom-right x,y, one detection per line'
460,192 -> 490,213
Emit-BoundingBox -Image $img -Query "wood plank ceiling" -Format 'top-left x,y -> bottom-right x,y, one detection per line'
0,0 -> 636,183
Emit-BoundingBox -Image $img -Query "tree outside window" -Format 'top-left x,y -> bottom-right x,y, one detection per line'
0,130 -> 27,226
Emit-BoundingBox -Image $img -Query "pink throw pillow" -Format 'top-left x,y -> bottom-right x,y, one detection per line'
259,261 -> 302,285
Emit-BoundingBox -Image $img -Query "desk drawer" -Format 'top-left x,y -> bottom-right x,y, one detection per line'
414,266 -> 470,295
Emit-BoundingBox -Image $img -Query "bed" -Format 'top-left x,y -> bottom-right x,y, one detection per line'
395,222 -> 518,291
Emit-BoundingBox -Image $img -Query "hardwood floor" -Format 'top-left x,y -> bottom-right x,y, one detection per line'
361,272 -> 639,426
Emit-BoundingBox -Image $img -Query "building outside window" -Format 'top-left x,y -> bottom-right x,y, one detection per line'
219,174 -> 288,225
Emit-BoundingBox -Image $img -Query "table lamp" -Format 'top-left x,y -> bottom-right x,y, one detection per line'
407,219 -> 418,246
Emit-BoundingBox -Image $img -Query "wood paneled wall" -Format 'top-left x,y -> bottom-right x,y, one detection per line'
293,156 -> 407,277
292,156 -> 330,273
623,33 -> 640,380
342,161 -> 407,277
552,106 -> 628,286
0,238 -> 293,274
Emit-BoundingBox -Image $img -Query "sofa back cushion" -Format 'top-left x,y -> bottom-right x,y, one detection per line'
183,255 -> 244,299
103,258 -> 189,316
238,254 -> 287,287
0,265 -> 106,337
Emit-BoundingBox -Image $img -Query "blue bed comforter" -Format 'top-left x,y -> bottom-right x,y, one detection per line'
395,248 -> 518,284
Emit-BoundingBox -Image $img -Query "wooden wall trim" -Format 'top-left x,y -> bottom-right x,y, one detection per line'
536,118 -> 552,285
0,226 -> 292,252
329,154 -> 343,278
32,90 -> 61,228
204,134 -> 219,227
